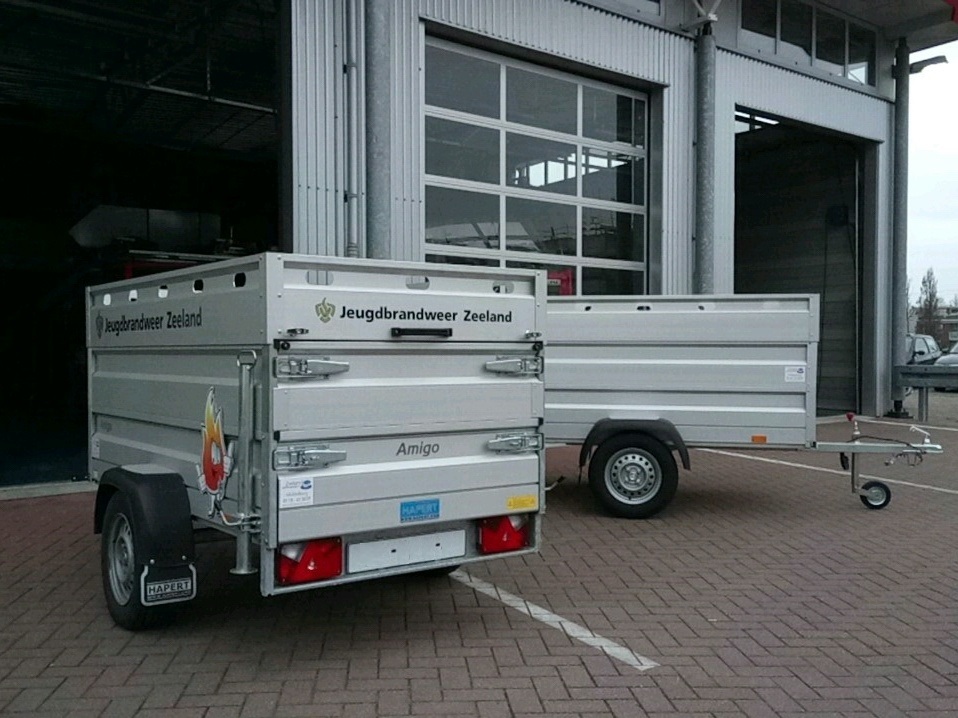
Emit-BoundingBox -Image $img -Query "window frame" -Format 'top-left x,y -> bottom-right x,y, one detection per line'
423,37 -> 650,296
737,0 -> 877,88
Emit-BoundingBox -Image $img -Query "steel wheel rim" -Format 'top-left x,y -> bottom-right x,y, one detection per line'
107,513 -> 136,605
605,449 -> 661,505
865,485 -> 886,506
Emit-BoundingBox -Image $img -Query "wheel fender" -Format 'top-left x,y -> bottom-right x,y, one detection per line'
579,418 -> 690,471
95,467 -> 195,567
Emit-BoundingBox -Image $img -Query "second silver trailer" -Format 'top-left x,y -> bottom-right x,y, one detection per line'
545,295 -> 940,518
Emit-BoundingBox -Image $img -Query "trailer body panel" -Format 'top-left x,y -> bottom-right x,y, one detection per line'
545,294 -> 820,448
88,253 -> 545,610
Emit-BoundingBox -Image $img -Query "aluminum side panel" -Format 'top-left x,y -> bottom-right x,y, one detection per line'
273,431 -> 542,543
544,294 -> 819,447
281,286 -> 540,343
90,350 -> 245,431
278,483 -> 539,542
86,253 -> 546,348
274,382 -> 540,437
547,356 -> 812,393
271,345 -> 543,439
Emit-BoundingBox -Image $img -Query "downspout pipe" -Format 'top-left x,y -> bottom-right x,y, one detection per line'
693,22 -> 716,293
889,38 -> 910,417
365,0 -> 392,259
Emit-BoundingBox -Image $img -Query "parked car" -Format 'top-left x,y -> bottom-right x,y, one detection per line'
906,333 -> 942,365
933,341 -> 958,391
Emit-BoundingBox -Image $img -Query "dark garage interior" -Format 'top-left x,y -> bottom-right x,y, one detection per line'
0,0 -> 279,486
734,111 -> 862,416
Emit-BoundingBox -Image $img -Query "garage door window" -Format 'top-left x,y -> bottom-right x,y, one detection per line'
424,39 -> 649,296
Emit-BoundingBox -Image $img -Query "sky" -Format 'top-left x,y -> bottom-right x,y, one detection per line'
908,39 -> 958,305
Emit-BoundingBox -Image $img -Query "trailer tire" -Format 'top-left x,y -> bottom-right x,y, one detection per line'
859,480 -> 891,510
101,492 -> 174,631
589,434 -> 678,519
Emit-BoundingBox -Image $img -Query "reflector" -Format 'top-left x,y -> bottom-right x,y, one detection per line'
277,538 -> 343,585
478,514 -> 529,554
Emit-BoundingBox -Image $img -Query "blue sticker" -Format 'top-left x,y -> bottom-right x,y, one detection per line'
300,479 -> 313,490
400,498 -> 440,523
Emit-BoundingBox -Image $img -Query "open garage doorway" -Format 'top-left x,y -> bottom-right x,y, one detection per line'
0,1 -> 279,487
734,110 -> 861,415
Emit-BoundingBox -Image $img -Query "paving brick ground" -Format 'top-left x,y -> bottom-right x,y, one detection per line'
2,405 -> 957,717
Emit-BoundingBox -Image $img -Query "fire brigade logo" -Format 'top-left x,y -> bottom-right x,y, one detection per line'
196,387 -> 235,518
315,298 -> 336,323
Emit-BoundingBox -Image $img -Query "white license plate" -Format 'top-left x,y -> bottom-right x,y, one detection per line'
347,530 -> 466,573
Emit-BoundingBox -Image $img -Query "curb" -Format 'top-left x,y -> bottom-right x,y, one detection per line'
0,481 -> 97,501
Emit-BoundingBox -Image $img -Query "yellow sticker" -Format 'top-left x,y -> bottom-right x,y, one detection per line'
507,494 -> 538,511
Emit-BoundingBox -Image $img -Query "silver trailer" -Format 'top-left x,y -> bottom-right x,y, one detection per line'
87,253 -> 546,630
545,295 -> 941,518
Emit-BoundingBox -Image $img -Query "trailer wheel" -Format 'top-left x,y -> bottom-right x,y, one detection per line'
101,492 -> 174,630
859,480 -> 891,510
588,434 -> 678,519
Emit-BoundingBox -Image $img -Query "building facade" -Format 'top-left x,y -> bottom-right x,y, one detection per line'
280,0 -> 958,417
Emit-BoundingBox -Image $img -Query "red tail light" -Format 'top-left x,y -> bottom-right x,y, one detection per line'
478,514 -> 530,554
277,538 -> 343,585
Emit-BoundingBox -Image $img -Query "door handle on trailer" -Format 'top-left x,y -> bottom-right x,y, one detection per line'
390,327 -> 453,339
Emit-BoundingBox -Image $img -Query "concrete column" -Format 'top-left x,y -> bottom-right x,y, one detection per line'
693,25 -> 716,294
889,38 -> 910,417
365,0 -> 392,259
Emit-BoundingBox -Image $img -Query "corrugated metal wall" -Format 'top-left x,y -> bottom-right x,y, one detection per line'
288,0 -> 347,256
387,1 -> 423,261
287,0 -> 697,283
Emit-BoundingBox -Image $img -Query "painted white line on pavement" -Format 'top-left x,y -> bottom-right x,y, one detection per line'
701,449 -> 958,496
450,570 -> 659,672
855,418 -> 958,433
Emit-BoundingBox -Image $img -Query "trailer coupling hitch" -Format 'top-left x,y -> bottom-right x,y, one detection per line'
884,425 -> 936,466
885,451 -> 924,467
836,417 -> 939,470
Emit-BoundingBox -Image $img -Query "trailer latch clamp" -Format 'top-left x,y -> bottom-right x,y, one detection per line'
275,357 -> 350,378
487,432 -> 543,453
273,445 -> 348,470
484,356 -> 543,376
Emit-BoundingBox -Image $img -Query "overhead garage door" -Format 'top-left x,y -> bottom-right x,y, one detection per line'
735,117 -> 860,415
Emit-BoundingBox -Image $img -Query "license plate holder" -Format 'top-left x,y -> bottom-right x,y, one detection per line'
347,530 -> 466,573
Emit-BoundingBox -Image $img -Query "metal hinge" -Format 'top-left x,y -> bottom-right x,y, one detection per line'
487,432 -> 543,453
484,356 -> 543,376
275,357 -> 350,378
273,445 -> 347,470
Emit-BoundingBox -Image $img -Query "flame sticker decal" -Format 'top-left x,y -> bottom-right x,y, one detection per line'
196,387 -> 235,517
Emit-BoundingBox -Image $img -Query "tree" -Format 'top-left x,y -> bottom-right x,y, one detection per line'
915,268 -> 944,343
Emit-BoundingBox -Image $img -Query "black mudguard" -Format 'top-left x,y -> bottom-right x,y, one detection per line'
578,418 -> 691,471
94,467 -> 196,567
